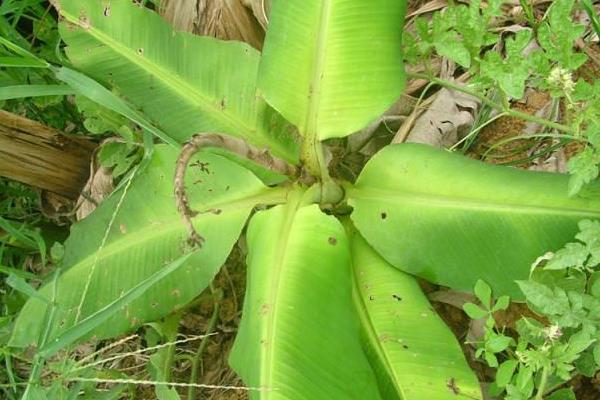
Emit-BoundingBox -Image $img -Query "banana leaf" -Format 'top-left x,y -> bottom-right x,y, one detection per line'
349,144 -> 600,297
258,0 -> 406,140
10,145 -> 286,347
53,0 -> 299,162
230,197 -> 383,399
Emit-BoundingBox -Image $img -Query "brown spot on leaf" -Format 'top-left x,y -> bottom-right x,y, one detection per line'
79,13 -> 91,29
119,223 -> 127,234
328,237 -> 337,245
191,160 -> 210,174
260,303 -> 271,316
392,294 -> 402,301
446,378 -> 460,395
137,48 -> 144,56
379,334 -> 391,342
170,288 -> 181,298
381,212 -> 387,220
103,5 -> 111,16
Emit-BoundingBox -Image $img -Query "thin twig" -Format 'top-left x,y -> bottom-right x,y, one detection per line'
64,377 -> 274,392
75,334 -> 138,366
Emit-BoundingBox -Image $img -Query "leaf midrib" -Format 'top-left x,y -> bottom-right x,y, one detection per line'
302,0 -> 332,138
60,9 -> 257,141
65,189 -> 285,276
349,188 -> 600,217
260,193 -> 303,397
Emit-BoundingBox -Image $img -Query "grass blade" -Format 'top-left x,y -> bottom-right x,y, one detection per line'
0,265 -> 38,280
582,0 -> 600,37
0,84 -> 75,100
53,67 -> 179,148
0,57 -> 49,68
6,274 -> 49,303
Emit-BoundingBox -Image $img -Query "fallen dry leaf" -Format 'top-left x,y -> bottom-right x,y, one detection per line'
393,87 -> 480,147
75,142 -> 115,220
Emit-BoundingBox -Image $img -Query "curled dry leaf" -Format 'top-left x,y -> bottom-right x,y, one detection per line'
75,145 -> 115,221
406,0 -> 447,19
161,0 -> 265,49
393,87 -> 480,147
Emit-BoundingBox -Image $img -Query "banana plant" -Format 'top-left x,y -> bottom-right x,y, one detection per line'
9,0 -> 600,399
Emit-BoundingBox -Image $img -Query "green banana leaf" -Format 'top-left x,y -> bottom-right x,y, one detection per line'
350,231 -> 482,400
54,0 -> 299,163
229,198 -> 383,399
348,144 -> 600,298
258,0 -> 406,140
10,145 -> 287,348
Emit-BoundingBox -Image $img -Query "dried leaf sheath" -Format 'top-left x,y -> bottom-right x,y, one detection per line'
174,133 -> 298,246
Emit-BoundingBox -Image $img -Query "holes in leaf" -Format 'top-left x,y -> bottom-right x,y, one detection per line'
137,48 -> 144,56
380,212 -> 387,220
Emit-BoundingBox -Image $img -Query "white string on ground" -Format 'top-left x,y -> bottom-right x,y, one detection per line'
65,377 -> 275,392
70,333 -> 218,373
